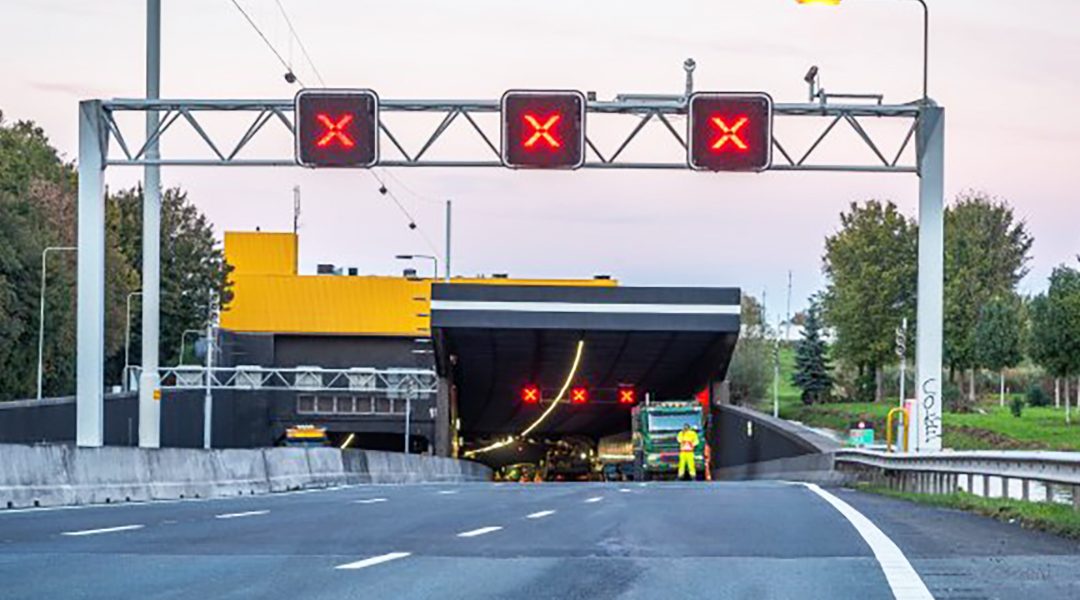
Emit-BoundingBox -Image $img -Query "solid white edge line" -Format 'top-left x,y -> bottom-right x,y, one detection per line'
214,510 -> 270,519
335,552 -> 412,570
803,483 -> 933,600
584,496 -> 603,503
457,526 -> 503,538
431,300 -> 740,315
61,524 -> 145,536
354,498 -> 388,504
526,510 -> 556,519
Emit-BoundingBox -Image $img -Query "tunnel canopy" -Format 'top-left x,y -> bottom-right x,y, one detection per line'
431,284 -> 741,439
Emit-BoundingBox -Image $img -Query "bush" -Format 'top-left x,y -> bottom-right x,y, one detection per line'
942,380 -> 962,411
1027,385 -> 1051,408
1010,396 -> 1024,418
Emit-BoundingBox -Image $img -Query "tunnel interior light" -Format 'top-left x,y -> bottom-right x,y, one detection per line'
797,0 -> 842,5
340,432 -> 355,450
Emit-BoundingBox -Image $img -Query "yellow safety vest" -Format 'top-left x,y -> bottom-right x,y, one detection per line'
677,430 -> 699,453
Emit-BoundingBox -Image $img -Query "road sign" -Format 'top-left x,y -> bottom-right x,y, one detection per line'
617,385 -> 637,405
521,384 -> 541,404
294,89 -> 379,168
501,90 -> 586,169
688,92 -> 773,172
570,386 -> 589,404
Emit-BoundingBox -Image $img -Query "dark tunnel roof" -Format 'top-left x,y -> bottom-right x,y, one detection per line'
431,284 -> 741,438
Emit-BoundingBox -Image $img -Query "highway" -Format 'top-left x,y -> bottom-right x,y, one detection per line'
2,482 -> 1079,599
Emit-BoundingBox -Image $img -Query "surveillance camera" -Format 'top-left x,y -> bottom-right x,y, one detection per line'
684,58 -> 696,72
804,66 -> 819,84
284,71 -> 297,84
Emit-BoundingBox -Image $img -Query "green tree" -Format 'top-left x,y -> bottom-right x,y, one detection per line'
944,192 -> 1032,404
822,200 -> 917,402
1029,262 -> 1080,422
792,298 -> 833,404
109,186 -> 233,369
728,293 -> 770,405
974,294 -> 1024,407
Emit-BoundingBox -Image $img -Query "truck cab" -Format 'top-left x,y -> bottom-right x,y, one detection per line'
631,401 -> 706,480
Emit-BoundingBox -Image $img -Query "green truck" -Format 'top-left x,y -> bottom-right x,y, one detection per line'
631,401 -> 707,481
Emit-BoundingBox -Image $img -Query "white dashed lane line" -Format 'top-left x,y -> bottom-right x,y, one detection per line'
457,526 -> 503,538
61,524 -> 145,537
526,510 -> 555,519
354,498 -> 388,505
437,490 -> 459,495
584,496 -> 604,503
215,510 -> 269,520
618,488 -> 632,493
335,552 -> 412,570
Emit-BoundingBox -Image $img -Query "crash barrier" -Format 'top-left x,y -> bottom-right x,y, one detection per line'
0,444 -> 490,509
835,449 -> 1080,511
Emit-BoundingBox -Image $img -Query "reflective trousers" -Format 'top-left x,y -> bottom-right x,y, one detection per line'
678,452 -> 696,479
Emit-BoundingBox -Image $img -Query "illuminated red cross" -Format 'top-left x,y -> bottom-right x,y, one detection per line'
315,113 -> 356,148
710,115 -> 749,151
570,387 -> 588,404
618,388 -> 636,405
522,386 -> 540,404
523,113 -> 562,149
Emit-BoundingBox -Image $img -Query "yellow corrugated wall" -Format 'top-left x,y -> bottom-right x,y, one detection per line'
220,231 -> 617,335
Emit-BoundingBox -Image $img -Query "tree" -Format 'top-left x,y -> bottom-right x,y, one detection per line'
822,200 -> 917,402
792,298 -> 833,404
974,294 -> 1023,407
109,186 -> 233,370
728,293 -> 770,405
1029,262 -> 1080,422
944,192 -> 1032,404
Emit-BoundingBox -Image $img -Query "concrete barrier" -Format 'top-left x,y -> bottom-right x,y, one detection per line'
0,443 -> 490,510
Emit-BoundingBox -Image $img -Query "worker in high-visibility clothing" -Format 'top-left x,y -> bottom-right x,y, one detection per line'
676,423 -> 699,480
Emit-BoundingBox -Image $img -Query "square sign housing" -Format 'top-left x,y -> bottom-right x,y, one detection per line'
501,90 -> 586,170
294,89 -> 379,168
688,92 -> 773,172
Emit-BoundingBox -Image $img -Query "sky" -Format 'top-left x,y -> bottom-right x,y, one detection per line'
3,0 -> 1079,324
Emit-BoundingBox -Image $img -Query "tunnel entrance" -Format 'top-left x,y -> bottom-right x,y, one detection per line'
431,284 -> 740,477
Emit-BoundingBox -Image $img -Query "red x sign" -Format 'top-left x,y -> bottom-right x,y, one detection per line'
617,386 -> 637,405
710,116 -> 749,152
315,113 -> 356,148
521,385 -> 540,404
523,113 -> 562,149
570,387 -> 589,404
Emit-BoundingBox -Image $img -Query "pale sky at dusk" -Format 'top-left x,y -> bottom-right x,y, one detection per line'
3,0 -> 1079,324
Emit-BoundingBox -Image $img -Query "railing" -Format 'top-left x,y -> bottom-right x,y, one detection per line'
128,366 -> 439,395
835,449 -> 1080,511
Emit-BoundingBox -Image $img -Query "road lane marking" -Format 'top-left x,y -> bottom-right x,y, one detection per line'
61,524 -> 144,537
215,510 -> 269,519
526,510 -> 556,519
457,526 -> 502,538
354,498 -> 388,504
437,490 -> 459,495
335,552 -> 412,570
584,496 -> 604,503
803,484 -> 933,600
618,488 -> 632,493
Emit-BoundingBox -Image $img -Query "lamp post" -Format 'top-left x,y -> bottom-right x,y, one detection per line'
796,0 -> 929,100
395,254 -> 438,279
124,291 -> 143,391
37,246 -> 76,401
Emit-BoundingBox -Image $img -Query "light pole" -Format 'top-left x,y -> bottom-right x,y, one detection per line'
395,254 -> 438,279
796,0 -> 929,100
37,246 -> 76,401
124,291 -> 143,391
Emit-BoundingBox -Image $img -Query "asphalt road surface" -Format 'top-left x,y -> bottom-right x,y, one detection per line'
2,481 -> 1079,599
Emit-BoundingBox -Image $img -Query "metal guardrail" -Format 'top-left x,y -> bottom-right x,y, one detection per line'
128,366 -> 439,395
835,449 -> 1080,510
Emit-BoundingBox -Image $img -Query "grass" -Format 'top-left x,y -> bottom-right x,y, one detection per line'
756,347 -> 1080,451
853,483 -> 1080,540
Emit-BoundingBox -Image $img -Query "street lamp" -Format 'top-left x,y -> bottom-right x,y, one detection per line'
395,254 -> 438,279
37,246 -> 76,401
796,0 -> 930,100
124,291 -> 143,391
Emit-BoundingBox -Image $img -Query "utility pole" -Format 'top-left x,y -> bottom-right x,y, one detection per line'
292,185 -> 301,235
896,318 -> 908,407
138,0 -> 163,448
444,199 -> 452,282
784,271 -> 793,343
203,300 -> 214,450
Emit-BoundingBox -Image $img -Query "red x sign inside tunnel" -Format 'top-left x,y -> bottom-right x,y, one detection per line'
570,387 -> 589,404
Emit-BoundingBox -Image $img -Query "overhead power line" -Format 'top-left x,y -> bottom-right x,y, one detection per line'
227,0 -> 303,86
272,0 -> 327,86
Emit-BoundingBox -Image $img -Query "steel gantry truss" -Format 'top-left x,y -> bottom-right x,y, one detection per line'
95,97 -> 922,172
144,365 -> 438,395
76,93 -> 945,454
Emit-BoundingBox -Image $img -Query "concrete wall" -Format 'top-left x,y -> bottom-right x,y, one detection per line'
0,443 -> 490,510
710,404 -> 844,483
